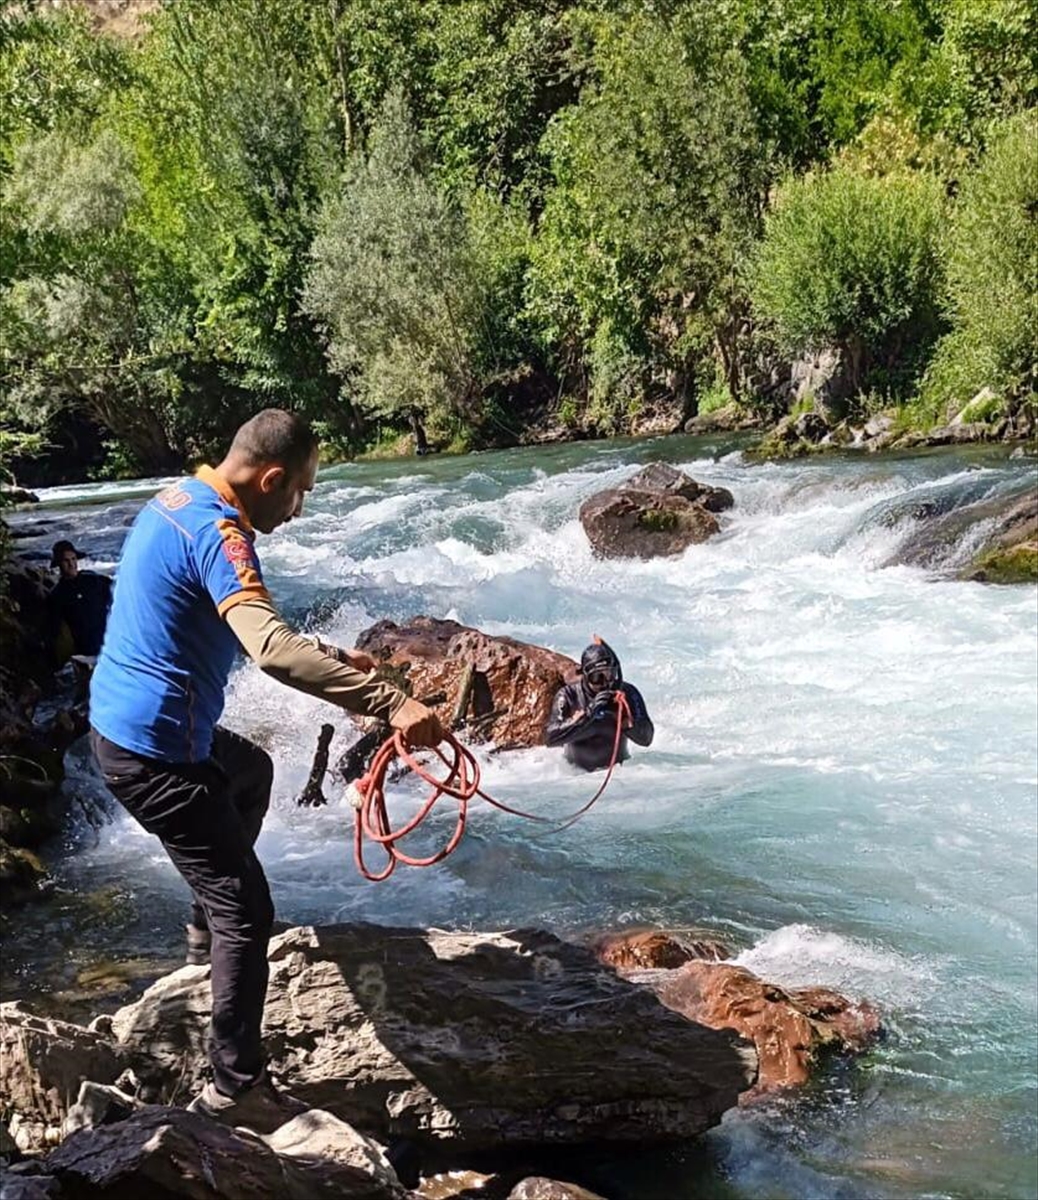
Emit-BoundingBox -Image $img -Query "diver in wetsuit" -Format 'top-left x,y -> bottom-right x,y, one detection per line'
544,638 -> 654,771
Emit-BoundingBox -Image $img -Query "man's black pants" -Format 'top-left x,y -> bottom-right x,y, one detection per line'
91,726 -> 274,1098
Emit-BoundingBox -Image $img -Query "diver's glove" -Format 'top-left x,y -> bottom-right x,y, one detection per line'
589,694 -> 616,721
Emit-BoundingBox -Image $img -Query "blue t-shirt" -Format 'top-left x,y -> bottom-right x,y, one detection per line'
90,467 -> 270,762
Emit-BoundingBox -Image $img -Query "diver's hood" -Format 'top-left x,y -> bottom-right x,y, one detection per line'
580,638 -> 622,698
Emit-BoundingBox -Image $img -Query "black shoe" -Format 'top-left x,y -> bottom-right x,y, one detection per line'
185,924 -> 211,966
186,1073 -> 307,1135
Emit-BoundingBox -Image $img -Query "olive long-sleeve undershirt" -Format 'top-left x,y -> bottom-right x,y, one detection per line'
224,595 -> 405,722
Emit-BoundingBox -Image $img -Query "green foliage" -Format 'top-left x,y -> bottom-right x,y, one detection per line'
0,0 -> 1034,478
749,163 -> 946,395
304,91 -> 491,429
528,5 -> 764,426
124,0 -> 344,418
637,507 -> 678,533
0,2 -> 132,161
1,125 -> 190,472
911,0 -> 1037,149
919,111 -> 1038,420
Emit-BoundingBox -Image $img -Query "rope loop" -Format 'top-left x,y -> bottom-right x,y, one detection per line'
353,690 -> 633,881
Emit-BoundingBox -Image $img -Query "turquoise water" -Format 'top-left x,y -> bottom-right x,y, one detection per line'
7,436 -> 1038,1199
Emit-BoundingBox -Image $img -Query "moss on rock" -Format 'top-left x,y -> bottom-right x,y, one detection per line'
966,542 -> 1038,585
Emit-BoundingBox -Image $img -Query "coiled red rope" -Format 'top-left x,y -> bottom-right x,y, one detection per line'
351,690 -> 633,881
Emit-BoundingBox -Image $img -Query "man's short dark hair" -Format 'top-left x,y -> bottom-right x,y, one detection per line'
51,539 -> 81,566
229,409 -> 318,474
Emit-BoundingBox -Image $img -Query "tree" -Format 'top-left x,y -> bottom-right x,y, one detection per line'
749,162 -> 945,397
1,129 -> 191,472
920,111 -> 1038,421
527,5 -> 765,426
304,90 -> 503,438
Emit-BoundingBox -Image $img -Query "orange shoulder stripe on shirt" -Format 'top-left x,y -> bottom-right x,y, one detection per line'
214,518 -> 268,616
196,465 -> 255,536
217,588 -> 270,617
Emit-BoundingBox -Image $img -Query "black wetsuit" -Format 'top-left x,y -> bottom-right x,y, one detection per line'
544,640 -> 654,772
46,571 -> 112,657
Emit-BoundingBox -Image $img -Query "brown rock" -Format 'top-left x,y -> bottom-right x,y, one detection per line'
579,463 -> 733,560
356,617 -> 577,748
594,929 -> 732,970
649,961 -> 881,1098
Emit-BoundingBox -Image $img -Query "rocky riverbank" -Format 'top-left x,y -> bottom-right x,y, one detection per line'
0,545 -> 93,910
0,923 -> 879,1198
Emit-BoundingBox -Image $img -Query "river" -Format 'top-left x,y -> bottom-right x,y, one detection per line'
4,434 -> 1037,1199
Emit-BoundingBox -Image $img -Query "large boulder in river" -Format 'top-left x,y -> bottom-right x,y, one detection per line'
579,463 -> 734,559
356,617 -> 576,748
70,925 -> 755,1151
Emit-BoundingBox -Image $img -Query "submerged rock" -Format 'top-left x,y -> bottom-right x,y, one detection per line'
960,490 -> 1038,584
579,462 -> 734,559
883,486 -> 1038,583
355,617 -> 576,749
0,842 -> 51,908
593,928 -> 733,969
625,961 -> 880,1098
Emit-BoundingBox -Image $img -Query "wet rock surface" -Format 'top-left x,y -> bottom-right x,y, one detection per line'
593,928 -> 733,970
883,485 -> 1037,582
2,925 -> 757,1161
626,961 -> 881,1098
578,463 -> 734,559
355,617 -> 577,749
104,925 -> 756,1149
0,923 -> 890,1196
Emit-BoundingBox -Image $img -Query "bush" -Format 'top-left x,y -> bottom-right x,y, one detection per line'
919,111 -> 1038,423
749,163 -> 946,397
304,90 -> 494,434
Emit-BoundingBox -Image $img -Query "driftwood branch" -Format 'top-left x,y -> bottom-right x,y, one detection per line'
296,723 -> 335,807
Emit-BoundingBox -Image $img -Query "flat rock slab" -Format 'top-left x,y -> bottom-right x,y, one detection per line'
106,925 -> 756,1149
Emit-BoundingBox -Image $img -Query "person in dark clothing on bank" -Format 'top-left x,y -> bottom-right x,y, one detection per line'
46,540 -> 113,661
545,637 -> 654,771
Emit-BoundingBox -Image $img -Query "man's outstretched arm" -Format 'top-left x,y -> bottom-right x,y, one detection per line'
224,595 -> 442,747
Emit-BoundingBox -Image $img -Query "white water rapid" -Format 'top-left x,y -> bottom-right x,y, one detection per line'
8,435 -> 1038,1199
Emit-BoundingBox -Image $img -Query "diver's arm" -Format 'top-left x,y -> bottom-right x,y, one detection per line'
622,683 -> 654,746
224,595 -> 406,721
544,685 -> 596,747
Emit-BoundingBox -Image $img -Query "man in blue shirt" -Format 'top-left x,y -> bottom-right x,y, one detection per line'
90,409 -> 443,1133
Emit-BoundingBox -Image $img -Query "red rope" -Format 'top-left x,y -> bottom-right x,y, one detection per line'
351,690 -> 633,881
